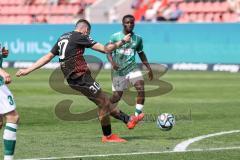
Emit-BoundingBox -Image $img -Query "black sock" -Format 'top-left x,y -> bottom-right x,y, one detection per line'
112,110 -> 130,124
102,125 -> 112,136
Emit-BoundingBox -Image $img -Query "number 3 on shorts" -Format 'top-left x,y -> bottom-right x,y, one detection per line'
8,95 -> 15,105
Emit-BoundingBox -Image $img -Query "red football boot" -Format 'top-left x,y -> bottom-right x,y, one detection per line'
127,113 -> 144,129
102,134 -> 127,143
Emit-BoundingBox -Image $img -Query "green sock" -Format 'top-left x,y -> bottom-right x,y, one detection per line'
3,123 -> 17,160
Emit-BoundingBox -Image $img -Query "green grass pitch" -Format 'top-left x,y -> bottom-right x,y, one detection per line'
0,69 -> 240,160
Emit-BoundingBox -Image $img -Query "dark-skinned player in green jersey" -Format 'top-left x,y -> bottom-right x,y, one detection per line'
108,15 -> 153,124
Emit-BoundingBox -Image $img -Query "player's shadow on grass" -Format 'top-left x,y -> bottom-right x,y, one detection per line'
49,55 -> 173,122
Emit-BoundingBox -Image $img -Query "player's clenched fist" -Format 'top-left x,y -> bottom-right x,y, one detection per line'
0,69 -> 11,84
16,69 -> 30,77
123,33 -> 131,43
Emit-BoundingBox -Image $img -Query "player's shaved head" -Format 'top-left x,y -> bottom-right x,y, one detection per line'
75,19 -> 91,35
122,14 -> 135,23
75,19 -> 91,30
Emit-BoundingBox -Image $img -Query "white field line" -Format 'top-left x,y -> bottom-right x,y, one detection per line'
17,146 -> 240,160
174,130 -> 240,152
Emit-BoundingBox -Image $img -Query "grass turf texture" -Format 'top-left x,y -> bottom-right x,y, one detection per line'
0,69 -> 240,159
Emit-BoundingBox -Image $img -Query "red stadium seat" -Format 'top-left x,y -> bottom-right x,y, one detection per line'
178,13 -> 190,23
0,16 -> 7,24
5,16 -> 16,24
202,2 -> 212,13
0,6 -> 10,14
55,5 -> 66,14
196,13 -> 205,22
205,12 -> 214,22
49,5 -> 59,14
14,6 -> 23,15
189,13 -> 198,22
42,5 -> 52,15
222,12 -> 231,22
211,2 -> 221,12
34,0 -> 46,5
213,13 -> 222,22
223,13 -> 237,22
84,0 -> 96,5
195,2 -> 204,13
219,2 -> 229,12
21,5 -> 30,15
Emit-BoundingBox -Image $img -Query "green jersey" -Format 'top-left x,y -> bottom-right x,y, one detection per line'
110,31 -> 143,76
0,54 -> 4,86
0,52 -> 7,86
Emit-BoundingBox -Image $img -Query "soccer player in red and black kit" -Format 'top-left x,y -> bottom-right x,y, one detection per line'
16,19 -> 143,142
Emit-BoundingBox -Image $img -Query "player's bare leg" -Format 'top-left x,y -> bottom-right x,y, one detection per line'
134,80 -> 145,117
109,91 -> 133,125
109,91 -> 144,129
110,91 -> 123,104
94,91 -> 127,142
0,115 -> 3,129
5,111 -> 19,124
3,110 -> 19,160
109,91 -> 130,124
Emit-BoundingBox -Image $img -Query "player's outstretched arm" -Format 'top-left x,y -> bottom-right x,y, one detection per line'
16,52 -> 55,77
106,33 -> 131,52
91,33 -> 131,54
138,51 -> 153,80
0,68 -> 11,84
91,43 -> 108,53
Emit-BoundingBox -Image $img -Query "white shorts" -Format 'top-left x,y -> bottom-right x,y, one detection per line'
0,85 -> 16,115
112,69 -> 144,91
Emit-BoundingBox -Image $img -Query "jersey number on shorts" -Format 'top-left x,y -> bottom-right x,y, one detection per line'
89,82 -> 101,94
8,95 -> 14,105
58,39 -> 69,60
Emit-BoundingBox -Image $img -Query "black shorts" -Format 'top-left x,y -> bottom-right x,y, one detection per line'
67,72 -> 102,102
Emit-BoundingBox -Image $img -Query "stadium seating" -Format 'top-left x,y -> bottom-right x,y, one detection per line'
133,0 -> 239,23
177,1 -> 237,22
0,0 -> 238,24
0,0 -> 96,24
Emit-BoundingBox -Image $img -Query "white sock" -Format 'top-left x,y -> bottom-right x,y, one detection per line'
4,155 -> 14,160
135,104 -> 144,116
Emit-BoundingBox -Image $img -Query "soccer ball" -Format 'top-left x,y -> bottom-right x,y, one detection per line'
157,113 -> 175,131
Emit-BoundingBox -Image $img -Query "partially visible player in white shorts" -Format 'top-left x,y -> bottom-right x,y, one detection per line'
0,45 -> 19,160
0,84 -> 16,115
112,68 -> 143,91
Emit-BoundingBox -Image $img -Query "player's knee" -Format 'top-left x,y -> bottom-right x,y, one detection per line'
103,97 -> 111,108
110,92 -> 122,103
137,89 -> 145,97
137,91 -> 145,103
5,111 -> 20,124
11,114 -> 20,124
136,85 -> 144,92
98,95 -> 111,109
111,95 -> 121,103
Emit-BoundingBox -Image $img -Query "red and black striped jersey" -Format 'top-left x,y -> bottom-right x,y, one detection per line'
51,31 -> 97,78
